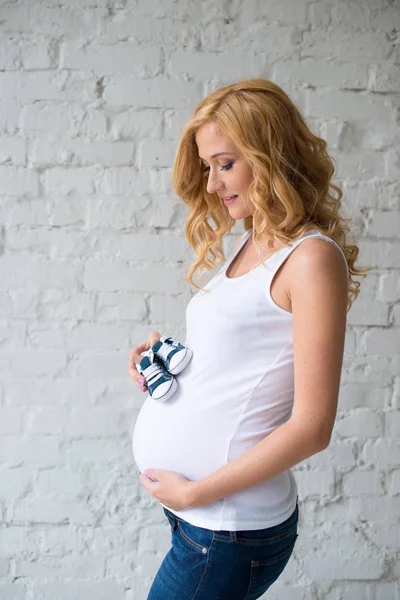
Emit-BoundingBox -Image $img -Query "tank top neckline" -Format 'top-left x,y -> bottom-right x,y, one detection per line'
223,226 -> 329,282
223,228 -> 279,281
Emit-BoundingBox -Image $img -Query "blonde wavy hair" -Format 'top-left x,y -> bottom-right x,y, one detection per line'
171,78 -> 369,311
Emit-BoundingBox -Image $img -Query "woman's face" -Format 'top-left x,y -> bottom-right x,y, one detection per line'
195,122 -> 255,220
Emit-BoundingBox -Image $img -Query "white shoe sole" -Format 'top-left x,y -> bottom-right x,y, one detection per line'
152,376 -> 178,401
167,348 -> 193,375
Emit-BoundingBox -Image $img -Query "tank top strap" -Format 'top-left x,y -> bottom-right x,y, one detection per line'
268,229 -> 349,277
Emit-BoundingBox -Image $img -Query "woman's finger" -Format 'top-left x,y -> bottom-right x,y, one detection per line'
128,332 -> 161,390
128,343 -> 149,389
147,331 -> 162,348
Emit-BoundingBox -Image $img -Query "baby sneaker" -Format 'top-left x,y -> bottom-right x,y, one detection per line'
136,349 -> 178,402
150,335 -> 193,376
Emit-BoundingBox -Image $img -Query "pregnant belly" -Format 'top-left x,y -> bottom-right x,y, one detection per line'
132,394 -> 229,481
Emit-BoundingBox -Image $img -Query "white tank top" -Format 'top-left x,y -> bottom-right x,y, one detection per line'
132,227 -> 348,531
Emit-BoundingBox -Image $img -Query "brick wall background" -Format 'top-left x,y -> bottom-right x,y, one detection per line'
0,0 -> 399,598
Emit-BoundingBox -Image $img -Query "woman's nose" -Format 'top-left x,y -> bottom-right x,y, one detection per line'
206,169 -> 223,195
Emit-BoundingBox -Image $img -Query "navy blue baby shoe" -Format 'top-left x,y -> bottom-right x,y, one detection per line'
150,335 -> 193,375
136,349 -> 178,402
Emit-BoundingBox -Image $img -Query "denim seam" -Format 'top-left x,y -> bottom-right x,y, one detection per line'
177,521 -> 211,554
213,520 -> 298,545
243,566 -> 255,600
238,522 -> 298,546
251,532 -> 298,567
243,533 -> 298,600
191,536 -> 216,600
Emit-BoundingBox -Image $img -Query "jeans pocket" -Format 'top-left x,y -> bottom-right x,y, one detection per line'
176,519 -> 213,555
244,533 -> 299,600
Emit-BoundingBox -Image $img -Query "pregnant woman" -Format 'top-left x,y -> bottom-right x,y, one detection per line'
128,78 -> 367,599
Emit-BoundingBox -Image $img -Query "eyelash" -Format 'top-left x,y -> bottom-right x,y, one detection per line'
203,162 -> 234,175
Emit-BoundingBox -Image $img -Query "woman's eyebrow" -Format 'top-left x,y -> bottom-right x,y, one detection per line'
199,152 -> 236,161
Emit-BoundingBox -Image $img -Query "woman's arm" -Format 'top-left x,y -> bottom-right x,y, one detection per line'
188,238 -> 349,509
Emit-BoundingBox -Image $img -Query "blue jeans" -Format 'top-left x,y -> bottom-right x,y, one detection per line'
147,499 -> 299,600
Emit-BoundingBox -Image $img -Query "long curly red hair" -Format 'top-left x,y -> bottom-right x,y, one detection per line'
171,78 -> 369,311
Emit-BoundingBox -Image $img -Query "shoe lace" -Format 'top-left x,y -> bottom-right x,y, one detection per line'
156,341 -> 177,361
143,361 -> 164,385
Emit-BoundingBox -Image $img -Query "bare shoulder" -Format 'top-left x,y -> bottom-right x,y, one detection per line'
282,236 -> 348,314
287,236 -> 348,286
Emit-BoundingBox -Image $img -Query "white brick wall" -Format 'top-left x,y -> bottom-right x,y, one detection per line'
0,0 -> 399,599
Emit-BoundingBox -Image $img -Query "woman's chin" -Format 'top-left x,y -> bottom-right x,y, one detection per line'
227,205 -> 252,220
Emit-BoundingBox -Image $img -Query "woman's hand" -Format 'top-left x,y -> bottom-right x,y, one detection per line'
139,469 -> 199,511
128,331 -> 162,392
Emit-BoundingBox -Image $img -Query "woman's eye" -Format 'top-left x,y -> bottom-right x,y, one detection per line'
203,162 -> 234,175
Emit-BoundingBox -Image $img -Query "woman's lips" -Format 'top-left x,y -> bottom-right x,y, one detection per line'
223,195 -> 238,205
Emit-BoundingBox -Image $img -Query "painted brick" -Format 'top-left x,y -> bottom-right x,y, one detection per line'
62,42 -> 161,76
0,2 -> 398,599
0,166 -> 39,195
342,469 -> 384,496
